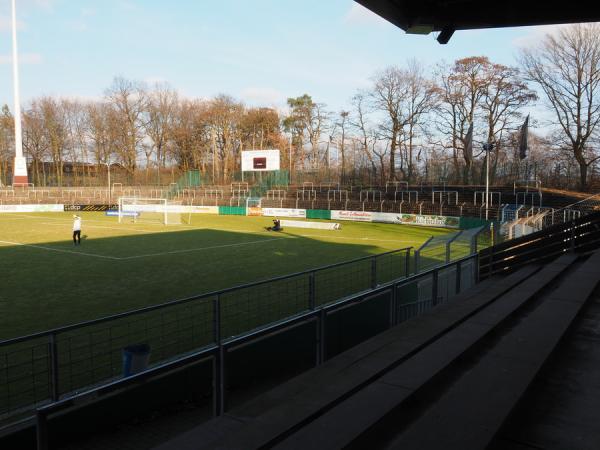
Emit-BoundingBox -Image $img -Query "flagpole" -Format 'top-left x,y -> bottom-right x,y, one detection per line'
11,0 -> 28,186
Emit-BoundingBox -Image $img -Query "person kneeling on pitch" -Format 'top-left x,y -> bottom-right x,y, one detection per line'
266,218 -> 282,232
72,214 -> 82,245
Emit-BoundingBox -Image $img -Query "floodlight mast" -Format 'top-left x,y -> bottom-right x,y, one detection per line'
11,0 -> 28,185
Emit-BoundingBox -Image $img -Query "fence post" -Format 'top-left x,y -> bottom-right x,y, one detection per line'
309,272 -> 316,310
390,282 -> 398,327
371,257 -> 377,289
415,250 -> 420,274
36,409 -> 49,450
213,295 -> 225,417
49,333 -> 59,402
456,261 -> 462,295
405,249 -> 411,278
316,309 -> 326,365
432,269 -> 439,306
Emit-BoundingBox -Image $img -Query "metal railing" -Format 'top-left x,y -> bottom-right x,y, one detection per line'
32,253 -> 478,450
413,226 -> 490,273
480,211 -> 600,279
0,247 -> 413,425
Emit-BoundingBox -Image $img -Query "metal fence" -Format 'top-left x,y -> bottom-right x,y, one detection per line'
32,253 -> 478,450
0,247 -> 412,425
414,226 -> 489,273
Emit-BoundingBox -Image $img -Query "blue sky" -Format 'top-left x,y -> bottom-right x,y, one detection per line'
0,0 -> 558,113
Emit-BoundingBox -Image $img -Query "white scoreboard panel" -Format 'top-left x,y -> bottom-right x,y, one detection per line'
241,150 -> 280,172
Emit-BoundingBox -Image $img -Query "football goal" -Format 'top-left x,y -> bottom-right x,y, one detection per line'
117,197 -> 183,225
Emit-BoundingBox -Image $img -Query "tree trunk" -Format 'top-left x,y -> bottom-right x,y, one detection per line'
574,145 -> 588,191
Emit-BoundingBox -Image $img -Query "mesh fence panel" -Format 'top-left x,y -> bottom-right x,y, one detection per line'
396,274 -> 434,323
220,274 -> 310,339
0,337 -> 51,417
53,298 -> 214,397
0,246 -> 415,424
416,233 -> 456,272
315,259 -> 372,306
375,249 -> 410,285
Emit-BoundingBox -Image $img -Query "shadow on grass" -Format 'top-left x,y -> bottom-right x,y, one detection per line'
0,221 -> 458,435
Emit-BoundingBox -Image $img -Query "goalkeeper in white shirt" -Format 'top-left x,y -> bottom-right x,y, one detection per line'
72,215 -> 82,245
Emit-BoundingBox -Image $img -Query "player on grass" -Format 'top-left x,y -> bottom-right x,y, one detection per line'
266,218 -> 282,232
72,215 -> 82,245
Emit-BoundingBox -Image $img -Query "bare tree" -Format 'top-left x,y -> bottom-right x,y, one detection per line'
369,64 -> 435,181
520,23 -> 600,190
479,63 -> 537,183
369,66 -> 408,180
145,83 -> 178,184
434,57 -> 491,183
0,105 -> 14,185
351,92 -> 381,182
284,95 -> 330,172
105,77 -> 148,180
400,62 -> 438,182
332,111 -> 350,183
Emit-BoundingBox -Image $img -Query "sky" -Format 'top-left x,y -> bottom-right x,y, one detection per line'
0,0 -> 564,115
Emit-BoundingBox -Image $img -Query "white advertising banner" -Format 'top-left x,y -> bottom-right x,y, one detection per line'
370,212 -> 402,224
189,205 -> 219,215
280,220 -> 341,230
330,210 -> 460,228
331,210 -> 373,222
241,150 -> 280,172
0,204 -> 64,213
371,212 -> 460,228
262,208 -> 306,218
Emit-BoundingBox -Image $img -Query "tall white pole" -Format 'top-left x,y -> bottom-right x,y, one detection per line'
11,0 -> 28,185
289,134 -> 292,184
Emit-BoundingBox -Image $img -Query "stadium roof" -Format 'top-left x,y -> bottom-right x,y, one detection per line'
355,0 -> 600,43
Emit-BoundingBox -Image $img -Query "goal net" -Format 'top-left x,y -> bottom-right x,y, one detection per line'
118,197 -> 182,225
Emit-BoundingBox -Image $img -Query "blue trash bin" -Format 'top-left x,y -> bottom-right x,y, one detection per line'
122,343 -> 151,377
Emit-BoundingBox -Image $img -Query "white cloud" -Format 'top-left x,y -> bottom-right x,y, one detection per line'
343,3 -> 387,26
0,53 -> 43,64
240,87 -> 285,106
512,24 -> 568,48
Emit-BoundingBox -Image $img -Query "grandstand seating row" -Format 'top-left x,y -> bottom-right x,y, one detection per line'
0,185 -> 584,223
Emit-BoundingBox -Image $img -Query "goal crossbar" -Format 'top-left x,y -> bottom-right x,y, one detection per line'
118,197 -> 176,225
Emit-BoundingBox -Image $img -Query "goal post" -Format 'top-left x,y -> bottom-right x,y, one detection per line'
117,197 -> 183,225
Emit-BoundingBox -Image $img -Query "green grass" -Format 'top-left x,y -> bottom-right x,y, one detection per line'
0,212 -> 456,418
0,212 -> 451,340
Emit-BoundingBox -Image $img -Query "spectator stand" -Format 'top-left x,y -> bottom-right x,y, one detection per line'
319,182 -> 339,192
513,178 -> 541,194
516,191 -> 543,206
394,190 -> 419,203
474,191 -> 501,206
266,190 -> 287,208
432,190 -> 458,205
385,181 -> 408,192
501,204 -> 525,222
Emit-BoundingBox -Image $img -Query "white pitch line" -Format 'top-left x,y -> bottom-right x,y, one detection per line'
296,233 -> 412,244
39,222 -> 167,234
120,237 -> 286,260
0,239 -> 120,260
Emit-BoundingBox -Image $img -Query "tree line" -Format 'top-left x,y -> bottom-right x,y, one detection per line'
0,23 -> 598,190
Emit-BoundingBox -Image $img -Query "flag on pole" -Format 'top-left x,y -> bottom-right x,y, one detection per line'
519,115 -> 529,160
464,122 -> 473,160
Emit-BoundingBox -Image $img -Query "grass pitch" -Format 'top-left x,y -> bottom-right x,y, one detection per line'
0,212 -> 450,340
